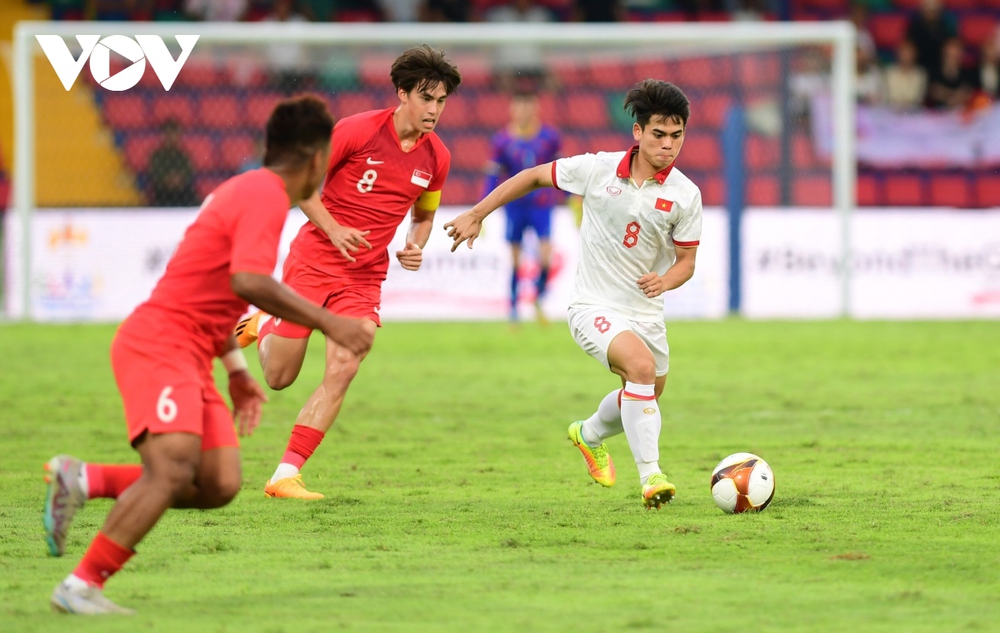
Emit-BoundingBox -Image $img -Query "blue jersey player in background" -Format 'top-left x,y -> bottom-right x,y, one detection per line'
483,81 -> 562,323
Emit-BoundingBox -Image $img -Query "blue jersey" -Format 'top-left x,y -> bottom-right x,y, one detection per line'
484,124 -> 562,213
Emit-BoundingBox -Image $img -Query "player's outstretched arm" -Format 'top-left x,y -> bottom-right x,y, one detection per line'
300,190 -> 371,262
444,163 -> 554,252
231,272 -> 373,356
637,245 -> 698,298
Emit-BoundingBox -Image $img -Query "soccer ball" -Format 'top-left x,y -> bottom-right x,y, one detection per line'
710,452 -> 775,514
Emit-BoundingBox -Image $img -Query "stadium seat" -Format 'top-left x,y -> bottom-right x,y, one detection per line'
451,135 -> 492,171
450,54 -> 492,89
946,0 -> 983,9
589,59 -> 636,90
736,54 -> 780,88
745,135 -> 781,170
698,173 -> 725,207
174,61 -> 221,89
245,92 -> 284,128
538,93 -> 562,128
181,134 -> 218,172
219,134 -> 259,171
870,14 -> 909,51
102,93 -> 148,131
550,58 -> 588,89
883,173 -> 926,206
358,54 -> 398,88
443,94 -> 475,130
473,92 -> 512,128
586,132 -> 635,154
747,174 -> 780,206
857,172 -> 880,206
560,134 -> 587,158
338,91 -> 384,118
678,133 -> 723,171
123,133 -> 161,173
562,92 -> 610,130
196,174 -> 228,201
958,14 -> 998,48
797,0 -> 848,9
792,132 -> 825,170
441,175 -> 479,206
198,93 -> 243,131
633,59 -> 669,83
152,94 -> 196,127
973,174 -> 1000,207
697,94 -> 732,131
679,57 -> 725,91
793,174 -> 832,206
929,173 -> 972,207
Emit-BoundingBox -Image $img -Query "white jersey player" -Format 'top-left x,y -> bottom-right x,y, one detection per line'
445,79 -> 701,509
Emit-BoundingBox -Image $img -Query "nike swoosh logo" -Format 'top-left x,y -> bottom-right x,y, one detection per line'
366,157 -> 384,165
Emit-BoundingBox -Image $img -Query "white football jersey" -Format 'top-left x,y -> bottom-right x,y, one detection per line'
553,148 -> 703,322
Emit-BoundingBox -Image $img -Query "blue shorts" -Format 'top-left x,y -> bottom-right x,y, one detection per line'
505,207 -> 553,244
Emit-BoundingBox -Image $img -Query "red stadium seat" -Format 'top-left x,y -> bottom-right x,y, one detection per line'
870,14 -> 910,51
174,61 -> 221,89
737,54 -> 780,88
677,56 -> 723,90
589,58 -> 636,90
798,0 -> 848,10
929,173 -> 972,207
974,174 -> 1000,207
678,133 -> 722,171
958,14 -> 998,49
337,92 -> 380,118
358,54 -> 397,88
151,94 -> 195,127
550,58 -> 588,89
245,92 -> 283,128
946,0 -> 983,9
883,173 -> 925,206
441,175 -> 479,206
699,174 -> 725,207
561,134 -> 587,157
473,92 -> 512,128
697,94 -> 731,131
196,175 -> 227,201
102,93 -> 148,131
181,134 -> 218,171
587,132 -> 634,153
793,132 -> 826,170
450,54 -> 492,89
562,92 -> 610,130
123,133 -> 161,172
451,135 -> 492,172
747,174 -> 780,206
198,94 -> 242,131
745,135 -> 780,170
633,59 -> 669,83
442,94 -> 475,130
857,173 -> 880,206
219,134 -> 259,171
538,93 -> 562,128
793,175 -> 832,207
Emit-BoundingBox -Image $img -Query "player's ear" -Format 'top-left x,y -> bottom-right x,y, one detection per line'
632,122 -> 642,141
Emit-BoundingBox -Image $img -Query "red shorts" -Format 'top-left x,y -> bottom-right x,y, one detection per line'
110,331 -> 237,451
272,253 -> 383,339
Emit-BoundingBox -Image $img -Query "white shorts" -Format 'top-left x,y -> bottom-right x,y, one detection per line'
567,306 -> 670,377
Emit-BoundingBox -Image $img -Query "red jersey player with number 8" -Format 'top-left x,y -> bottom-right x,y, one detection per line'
235,45 -> 462,499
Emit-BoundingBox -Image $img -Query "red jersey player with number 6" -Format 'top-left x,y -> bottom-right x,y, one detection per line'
235,45 -> 462,499
43,96 -> 373,614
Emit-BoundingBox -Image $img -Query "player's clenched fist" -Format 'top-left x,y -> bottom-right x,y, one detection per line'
396,241 -> 423,270
637,272 -> 668,298
444,212 -> 484,251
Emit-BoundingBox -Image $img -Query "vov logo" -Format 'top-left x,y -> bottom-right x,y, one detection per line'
36,34 -> 199,92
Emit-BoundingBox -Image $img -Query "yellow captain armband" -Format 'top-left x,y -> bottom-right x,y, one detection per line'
415,189 -> 442,213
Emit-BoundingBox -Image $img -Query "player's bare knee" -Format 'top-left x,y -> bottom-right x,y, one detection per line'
324,352 -> 360,385
153,456 -> 200,498
201,471 -> 241,508
629,358 -> 657,385
263,365 -> 297,391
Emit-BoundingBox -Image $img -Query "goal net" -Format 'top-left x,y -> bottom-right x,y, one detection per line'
6,21 -> 855,321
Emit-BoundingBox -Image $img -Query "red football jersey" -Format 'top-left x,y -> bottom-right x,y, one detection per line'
123,169 -> 290,359
290,107 -> 451,281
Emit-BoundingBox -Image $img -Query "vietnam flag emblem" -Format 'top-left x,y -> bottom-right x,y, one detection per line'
655,198 -> 673,212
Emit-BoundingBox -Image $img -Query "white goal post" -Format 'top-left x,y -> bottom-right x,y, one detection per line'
9,20 -> 856,320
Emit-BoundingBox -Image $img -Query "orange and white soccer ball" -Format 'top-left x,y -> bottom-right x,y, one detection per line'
710,452 -> 775,514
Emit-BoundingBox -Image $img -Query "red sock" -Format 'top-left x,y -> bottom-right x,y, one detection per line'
73,532 -> 134,589
86,464 -> 142,500
281,425 -> 325,469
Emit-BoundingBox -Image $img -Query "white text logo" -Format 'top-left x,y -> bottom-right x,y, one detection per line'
36,34 -> 199,92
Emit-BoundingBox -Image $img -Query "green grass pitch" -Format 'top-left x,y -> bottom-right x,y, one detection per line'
1,320 -> 999,632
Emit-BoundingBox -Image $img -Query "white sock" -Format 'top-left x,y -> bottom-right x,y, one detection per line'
258,313 -> 272,329
581,389 -> 624,447
270,463 -> 299,484
63,574 -> 90,591
620,381 -> 662,484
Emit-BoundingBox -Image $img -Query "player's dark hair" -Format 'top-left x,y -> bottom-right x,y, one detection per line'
390,44 -> 462,96
263,95 -> 334,167
624,79 -> 690,129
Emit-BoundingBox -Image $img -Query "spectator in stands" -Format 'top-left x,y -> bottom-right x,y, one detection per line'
884,39 -> 928,111
146,119 -> 198,207
856,39 -> 885,105
572,0 -> 626,22
377,0 -> 423,21
422,0 -> 470,22
486,0 -> 554,22
927,38 -> 977,110
979,36 -> 1000,100
905,0 -> 956,75
184,0 -> 247,21
299,0 -> 338,21
850,3 -> 877,66
263,0 -> 313,93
